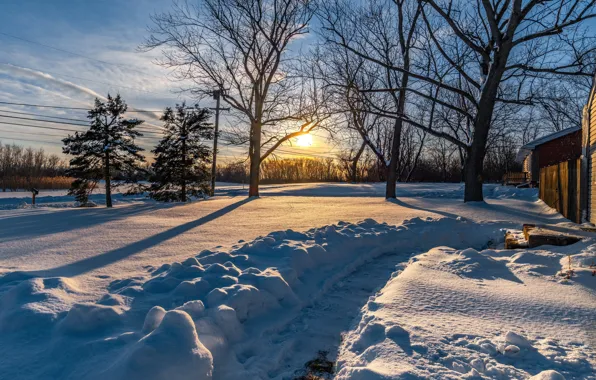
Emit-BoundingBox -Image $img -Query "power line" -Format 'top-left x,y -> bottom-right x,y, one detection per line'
0,101 -> 89,111
0,109 -> 167,137
0,109 -> 88,123
0,135 -> 63,146
0,121 -> 79,132
0,106 -> 338,158
274,148 -> 337,159
0,128 -> 65,138
216,130 -> 339,158
0,114 -> 165,137
0,114 -> 88,127
0,32 -> 163,79
0,121 -> 162,141
0,101 -> 166,113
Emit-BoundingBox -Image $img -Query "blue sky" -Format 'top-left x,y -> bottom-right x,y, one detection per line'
0,1 -> 593,161
0,0 -> 251,159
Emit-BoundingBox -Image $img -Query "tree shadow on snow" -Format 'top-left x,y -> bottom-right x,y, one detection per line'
466,202 -> 568,225
0,202 -> 179,243
5,197 -> 254,279
387,198 -> 461,219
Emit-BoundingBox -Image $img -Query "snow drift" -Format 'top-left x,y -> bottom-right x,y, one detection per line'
336,244 -> 596,380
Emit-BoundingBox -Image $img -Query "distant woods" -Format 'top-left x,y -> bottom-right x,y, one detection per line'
0,142 -> 69,191
217,140 -> 521,185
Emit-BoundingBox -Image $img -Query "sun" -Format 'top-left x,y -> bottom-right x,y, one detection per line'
296,134 -> 313,147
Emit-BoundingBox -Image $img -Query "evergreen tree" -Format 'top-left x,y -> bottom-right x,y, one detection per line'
149,104 -> 213,202
62,94 -> 145,207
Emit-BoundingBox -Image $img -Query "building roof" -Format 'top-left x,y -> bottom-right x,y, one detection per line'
516,126 -> 581,162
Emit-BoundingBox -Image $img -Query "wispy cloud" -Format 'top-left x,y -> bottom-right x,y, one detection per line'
0,63 -> 107,103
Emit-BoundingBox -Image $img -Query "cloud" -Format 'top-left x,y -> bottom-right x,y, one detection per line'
0,63 -> 107,103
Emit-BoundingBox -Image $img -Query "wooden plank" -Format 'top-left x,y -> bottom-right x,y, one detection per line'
505,231 -> 529,249
527,227 -> 582,248
577,158 -> 581,222
568,159 -> 576,222
591,152 -> 596,223
539,159 -> 581,222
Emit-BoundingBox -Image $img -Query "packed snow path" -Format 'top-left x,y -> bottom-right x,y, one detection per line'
257,248 -> 419,379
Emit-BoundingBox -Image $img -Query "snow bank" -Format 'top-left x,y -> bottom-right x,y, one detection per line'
4,213 -> 591,379
336,244 -> 596,380
109,310 -> 213,380
490,185 -> 539,200
0,276 -> 82,331
0,216 -> 509,379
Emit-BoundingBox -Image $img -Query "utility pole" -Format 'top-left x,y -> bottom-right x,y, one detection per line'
210,90 -> 229,196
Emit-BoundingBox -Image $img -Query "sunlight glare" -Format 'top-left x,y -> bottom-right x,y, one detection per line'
296,134 -> 313,147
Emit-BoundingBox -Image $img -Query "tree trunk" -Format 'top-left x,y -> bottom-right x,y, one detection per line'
181,124 -> 187,202
406,131 -> 426,182
385,118 -> 402,198
463,143 -> 485,202
386,85 -> 407,198
463,43 -> 512,202
248,121 -> 261,197
351,141 -> 366,183
104,152 -> 112,208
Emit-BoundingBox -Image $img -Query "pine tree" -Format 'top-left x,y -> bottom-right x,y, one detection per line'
62,94 -> 145,207
149,104 -> 213,202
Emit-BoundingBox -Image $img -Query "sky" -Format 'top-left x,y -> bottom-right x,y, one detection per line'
0,0 -> 333,162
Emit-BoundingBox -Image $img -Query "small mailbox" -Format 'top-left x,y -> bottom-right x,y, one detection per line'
31,188 -> 39,205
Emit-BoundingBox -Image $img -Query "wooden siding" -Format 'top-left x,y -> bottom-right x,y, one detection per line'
588,77 -> 596,223
535,130 -> 582,169
540,159 -> 581,223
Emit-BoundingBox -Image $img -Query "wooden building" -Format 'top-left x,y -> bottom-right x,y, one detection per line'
514,74 -> 596,224
517,127 -> 583,222
582,74 -> 596,224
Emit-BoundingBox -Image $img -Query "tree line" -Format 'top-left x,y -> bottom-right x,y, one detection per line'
0,143 -> 68,191
217,135 -> 521,184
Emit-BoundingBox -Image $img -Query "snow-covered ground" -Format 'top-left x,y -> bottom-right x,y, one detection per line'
0,182 -> 593,379
336,244 -> 596,380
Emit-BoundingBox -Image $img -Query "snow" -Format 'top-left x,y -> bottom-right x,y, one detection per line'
0,182 -> 593,379
0,182 -> 538,209
108,309 -> 214,380
335,243 -> 596,379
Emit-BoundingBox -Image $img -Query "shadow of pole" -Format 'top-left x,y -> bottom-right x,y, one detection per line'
387,198 -> 462,219
20,197 -> 255,279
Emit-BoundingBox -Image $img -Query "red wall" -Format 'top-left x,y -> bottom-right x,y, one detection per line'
537,130 -> 582,168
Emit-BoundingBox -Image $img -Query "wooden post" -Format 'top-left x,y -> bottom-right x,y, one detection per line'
31,188 -> 38,205
568,159 -> 578,223
557,163 -> 564,214
580,106 -> 590,222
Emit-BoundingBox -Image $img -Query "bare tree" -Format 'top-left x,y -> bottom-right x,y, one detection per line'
318,0 -> 423,198
144,0 -> 329,197
320,0 -> 596,201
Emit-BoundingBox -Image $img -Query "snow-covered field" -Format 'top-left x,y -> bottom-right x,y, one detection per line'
0,183 -> 594,379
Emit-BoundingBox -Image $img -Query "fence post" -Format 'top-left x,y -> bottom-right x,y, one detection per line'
31,188 -> 38,205
568,159 -> 578,223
